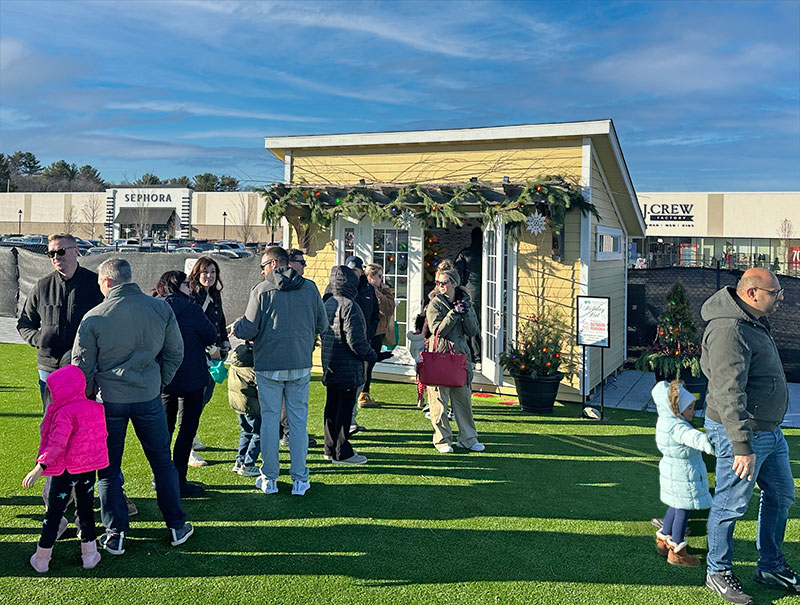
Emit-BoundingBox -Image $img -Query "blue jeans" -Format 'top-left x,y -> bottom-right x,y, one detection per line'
705,418 -> 795,574
256,372 -> 310,482
98,396 -> 186,533
237,412 -> 261,466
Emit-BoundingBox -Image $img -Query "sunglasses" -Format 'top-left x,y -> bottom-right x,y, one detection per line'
291,258 -> 307,266
46,246 -> 77,258
260,259 -> 275,270
435,280 -> 450,286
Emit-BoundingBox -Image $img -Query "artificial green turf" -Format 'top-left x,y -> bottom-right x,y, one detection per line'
0,343 -> 797,604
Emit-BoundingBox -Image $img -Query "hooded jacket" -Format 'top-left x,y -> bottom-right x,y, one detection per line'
321,266 -> 377,389
324,274 -> 380,340
162,292 -> 217,394
234,266 -> 328,371
426,286 -> 480,385
17,265 -> 104,372
37,365 -> 109,476
72,282 -> 184,403
653,381 -> 714,510
227,343 -> 259,417
700,286 -> 789,455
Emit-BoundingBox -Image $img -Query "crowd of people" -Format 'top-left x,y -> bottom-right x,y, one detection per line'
14,233 -> 797,604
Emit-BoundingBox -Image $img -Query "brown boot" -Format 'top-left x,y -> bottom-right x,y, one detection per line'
81,540 -> 101,569
655,530 -> 670,557
358,392 -> 381,408
30,545 -> 52,573
667,540 -> 701,566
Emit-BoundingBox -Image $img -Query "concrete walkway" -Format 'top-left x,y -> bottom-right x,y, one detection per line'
2,316 -> 798,428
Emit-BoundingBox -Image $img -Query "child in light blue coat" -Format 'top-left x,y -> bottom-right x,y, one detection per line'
653,380 -> 715,566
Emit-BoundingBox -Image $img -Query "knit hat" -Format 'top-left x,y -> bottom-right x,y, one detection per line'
345,255 -> 363,270
674,382 -> 697,413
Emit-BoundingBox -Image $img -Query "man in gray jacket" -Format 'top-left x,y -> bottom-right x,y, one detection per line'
233,247 -> 328,497
72,258 -> 194,555
701,268 -> 796,603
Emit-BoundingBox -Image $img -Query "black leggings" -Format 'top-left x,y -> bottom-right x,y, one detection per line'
324,385 -> 357,461
162,389 -> 204,481
40,470 -> 96,548
363,334 -> 384,393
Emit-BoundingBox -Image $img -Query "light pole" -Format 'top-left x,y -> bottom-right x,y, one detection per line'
222,211 -> 227,239
18,209 -> 22,235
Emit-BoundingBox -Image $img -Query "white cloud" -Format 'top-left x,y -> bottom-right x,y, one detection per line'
106,101 -> 327,123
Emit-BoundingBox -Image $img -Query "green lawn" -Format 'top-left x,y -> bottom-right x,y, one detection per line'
0,342 -> 797,604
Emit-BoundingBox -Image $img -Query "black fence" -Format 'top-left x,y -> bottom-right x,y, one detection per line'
627,267 -> 800,382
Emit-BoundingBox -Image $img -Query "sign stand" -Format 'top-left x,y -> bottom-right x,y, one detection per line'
576,296 -> 611,421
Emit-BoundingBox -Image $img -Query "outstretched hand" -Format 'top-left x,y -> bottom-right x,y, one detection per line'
23,464 -> 42,488
376,351 -> 393,362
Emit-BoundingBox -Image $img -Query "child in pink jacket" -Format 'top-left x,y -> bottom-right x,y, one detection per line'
23,364 -> 109,572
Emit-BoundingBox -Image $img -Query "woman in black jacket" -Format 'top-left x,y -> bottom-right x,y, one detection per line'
154,271 -> 217,496
321,266 -> 383,465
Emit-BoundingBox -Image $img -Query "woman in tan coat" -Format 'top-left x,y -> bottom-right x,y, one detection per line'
359,263 -> 396,407
425,264 -> 483,453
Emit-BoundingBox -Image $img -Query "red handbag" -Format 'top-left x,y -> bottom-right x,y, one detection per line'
419,332 -> 467,388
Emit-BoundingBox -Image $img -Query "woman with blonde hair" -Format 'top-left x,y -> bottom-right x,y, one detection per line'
359,263 -> 395,408
425,262 -> 483,453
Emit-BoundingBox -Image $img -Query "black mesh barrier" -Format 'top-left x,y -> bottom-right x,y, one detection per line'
627,267 -> 800,381
7,249 -> 265,329
0,247 -> 18,317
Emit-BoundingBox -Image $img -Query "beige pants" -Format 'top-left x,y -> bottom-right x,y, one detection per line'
426,384 -> 478,447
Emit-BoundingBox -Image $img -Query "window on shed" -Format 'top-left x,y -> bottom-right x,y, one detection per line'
596,226 -> 624,261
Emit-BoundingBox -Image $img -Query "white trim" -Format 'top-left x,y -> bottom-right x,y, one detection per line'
280,217 -> 291,248
596,225 -> 624,261
283,150 -> 293,183
580,138 -> 593,399
606,121 -> 646,235
590,146 -> 627,238
265,120 -> 612,152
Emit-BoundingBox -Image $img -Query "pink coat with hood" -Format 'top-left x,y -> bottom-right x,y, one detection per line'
37,364 -> 109,476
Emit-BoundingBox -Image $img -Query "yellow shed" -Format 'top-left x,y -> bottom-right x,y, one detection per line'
265,120 -> 645,401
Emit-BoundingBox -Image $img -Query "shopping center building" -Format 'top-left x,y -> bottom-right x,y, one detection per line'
636,191 -> 800,274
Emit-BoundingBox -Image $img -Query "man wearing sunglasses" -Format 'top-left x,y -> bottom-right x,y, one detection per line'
701,268 -> 797,602
17,233 -> 104,405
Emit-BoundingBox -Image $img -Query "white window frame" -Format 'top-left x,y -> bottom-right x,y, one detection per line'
596,226 -> 624,261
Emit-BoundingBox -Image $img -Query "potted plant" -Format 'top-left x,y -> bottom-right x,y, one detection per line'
500,312 -> 573,413
635,281 -> 707,408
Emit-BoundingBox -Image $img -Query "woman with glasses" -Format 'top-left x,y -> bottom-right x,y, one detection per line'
153,271 -> 217,496
425,260 -> 484,454
187,256 -> 231,464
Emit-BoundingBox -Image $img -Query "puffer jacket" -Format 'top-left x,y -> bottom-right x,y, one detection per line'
653,381 -> 714,510
321,266 -> 377,389
700,286 -> 789,455
227,343 -> 259,417
426,287 -> 480,385
37,365 -> 109,476
162,292 -> 217,394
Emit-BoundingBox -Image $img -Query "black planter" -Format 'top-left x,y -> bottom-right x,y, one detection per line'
514,372 -> 564,414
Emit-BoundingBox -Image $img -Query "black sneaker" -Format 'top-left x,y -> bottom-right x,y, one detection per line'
100,531 -> 126,555
170,522 -> 194,546
705,571 -> 752,604
755,564 -> 800,594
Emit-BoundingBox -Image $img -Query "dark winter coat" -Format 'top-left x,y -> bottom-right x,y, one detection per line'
227,343 -> 259,417
162,292 -> 217,394
321,266 -> 377,389
325,273 -> 380,340
190,288 -> 229,349
426,287 -> 480,385
700,286 -> 789,455
17,265 -> 104,372
454,241 -> 482,303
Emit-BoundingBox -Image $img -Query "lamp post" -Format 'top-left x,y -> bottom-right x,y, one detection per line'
222,211 -> 227,239
18,209 -> 22,235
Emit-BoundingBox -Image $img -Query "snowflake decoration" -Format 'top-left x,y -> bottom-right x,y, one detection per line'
526,212 -> 547,236
397,209 -> 415,230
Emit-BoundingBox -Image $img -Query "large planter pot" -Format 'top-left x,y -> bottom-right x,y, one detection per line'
514,372 -> 564,414
680,369 -> 707,410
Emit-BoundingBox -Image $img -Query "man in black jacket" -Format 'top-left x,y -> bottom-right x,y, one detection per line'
17,233 -> 104,405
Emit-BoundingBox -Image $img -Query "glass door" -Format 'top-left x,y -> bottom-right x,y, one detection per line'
481,220 -> 505,384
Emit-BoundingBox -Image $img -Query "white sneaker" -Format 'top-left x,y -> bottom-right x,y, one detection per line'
291,480 -> 311,496
188,450 -> 207,467
456,441 -> 485,452
255,475 -> 278,494
435,444 -> 453,453
192,437 -> 207,451
332,454 -> 368,465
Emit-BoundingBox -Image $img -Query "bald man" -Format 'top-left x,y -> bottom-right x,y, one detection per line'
700,268 -> 796,603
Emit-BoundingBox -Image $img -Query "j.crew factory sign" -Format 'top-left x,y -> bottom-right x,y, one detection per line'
637,193 -> 707,236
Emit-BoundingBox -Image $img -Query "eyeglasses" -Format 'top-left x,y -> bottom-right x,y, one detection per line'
291,258 -> 306,266
260,259 -> 275,270
756,287 -> 785,298
46,246 -> 77,258
435,280 -> 450,286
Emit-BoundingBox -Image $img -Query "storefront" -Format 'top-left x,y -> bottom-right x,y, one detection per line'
637,192 -> 800,275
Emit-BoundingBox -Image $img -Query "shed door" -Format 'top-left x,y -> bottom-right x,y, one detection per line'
481,220 -> 505,385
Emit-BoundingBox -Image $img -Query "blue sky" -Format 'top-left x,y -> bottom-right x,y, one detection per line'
1,0 -> 798,191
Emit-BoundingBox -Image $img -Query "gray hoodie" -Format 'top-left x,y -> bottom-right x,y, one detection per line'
234,266 -> 328,372
700,286 -> 789,455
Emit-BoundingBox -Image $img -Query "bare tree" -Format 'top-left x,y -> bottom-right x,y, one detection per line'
81,194 -> 104,238
63,202 -> 77,234
134,187 -> 151,240
235,193 -> 255,243
776,217 -> 795,274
